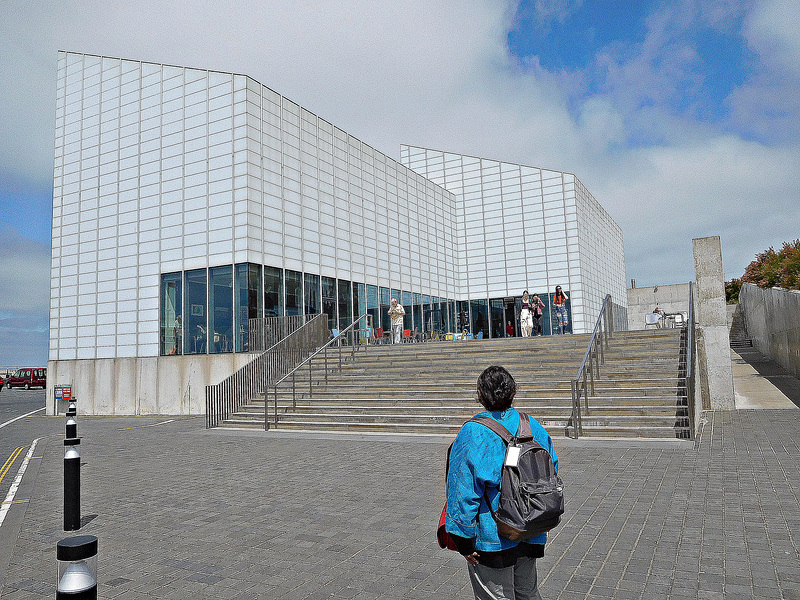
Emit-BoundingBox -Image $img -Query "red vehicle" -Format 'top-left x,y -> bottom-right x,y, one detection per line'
6,368 -> 47,390
0,374 -> 4,391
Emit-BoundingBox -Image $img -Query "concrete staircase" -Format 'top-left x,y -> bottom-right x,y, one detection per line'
729,304 -> 753,348
219,328 -> 689,438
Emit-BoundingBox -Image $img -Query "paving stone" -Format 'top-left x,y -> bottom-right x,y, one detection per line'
2,409 -> 800,599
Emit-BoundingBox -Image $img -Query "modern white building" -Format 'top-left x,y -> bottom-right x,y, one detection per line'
48,51 -> 626,415
400,146 -> 626,336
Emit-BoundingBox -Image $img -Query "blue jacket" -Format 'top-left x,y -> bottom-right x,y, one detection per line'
445,407 -> 558,551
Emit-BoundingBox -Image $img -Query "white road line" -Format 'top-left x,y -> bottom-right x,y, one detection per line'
0,407 -> 45,430
0,438 -> 40,529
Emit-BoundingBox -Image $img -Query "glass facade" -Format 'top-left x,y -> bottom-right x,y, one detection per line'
490,298 -> 505,339
285,270 -> 303,316
160,272 -> 182,355
160,264 -> 466,354
234,263 -> 261,352
379,287 -> 390,331
322,276 -> 337,331
304,273 -> 320,316
470,299 -> 489,339
264,266 -> 284,318
416,292 -> 422,331
402,290 -> 413,331
209,265 -> 233,353
184,269 -> 207,354
366,285 -> 379,333
337,279 -> 352,330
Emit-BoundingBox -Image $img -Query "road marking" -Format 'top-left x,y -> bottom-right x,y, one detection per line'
0,407 -> 45,430
117,419 -> 175,431
0,447 -> 24,485
0,438 -> 40,529
0,499 -> 29,506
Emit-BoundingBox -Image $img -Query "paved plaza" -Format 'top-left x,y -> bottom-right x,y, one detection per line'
0,406 -> 798,600
2,345 -> 800,600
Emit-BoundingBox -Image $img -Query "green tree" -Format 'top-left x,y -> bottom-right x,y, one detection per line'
741,240 -> 800,290
725,278 -> 742,304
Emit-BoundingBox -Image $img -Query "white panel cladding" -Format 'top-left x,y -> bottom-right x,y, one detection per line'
400,145 -> 626,334
245,77 -> 458,297
52,52 -> 459,361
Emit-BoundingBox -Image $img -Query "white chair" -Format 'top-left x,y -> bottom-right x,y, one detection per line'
645,313 -> 662,329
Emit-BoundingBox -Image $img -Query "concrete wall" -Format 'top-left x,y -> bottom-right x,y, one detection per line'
46,353 -> 255,416
626,283 -> 690,330
692,236 -> 735,410
739,283 -> 800,378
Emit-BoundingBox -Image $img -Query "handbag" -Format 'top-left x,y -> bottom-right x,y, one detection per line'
437,502 -> 458,550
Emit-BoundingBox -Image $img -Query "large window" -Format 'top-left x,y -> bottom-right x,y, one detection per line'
337,279 -> 352,330
471,299 -> 489,339
209,265 -> 233,353
379,287 -> 390,331
304,273 -> 320,316
322,276 -> 337,331
412,292 -> 422,336
402,290 -> 412,330
264,266 -> 284,318
184,268 -> 207,354
490,298 -> 505,339
160,272 -> 182,355
235,263 -> 261,352
285,269 -> 303,316
422,295 -> 432,334
162,262 -> 458,351
366,284 -> 379,332
457,300 -> 469,333
353,282 -> 366,322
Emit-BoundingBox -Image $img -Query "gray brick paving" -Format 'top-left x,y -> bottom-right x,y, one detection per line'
1,409 -> 799,599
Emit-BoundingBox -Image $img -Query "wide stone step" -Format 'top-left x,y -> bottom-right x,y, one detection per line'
236,403 -> 685,420
212,326 -> 689,439
240,394 -> 686,413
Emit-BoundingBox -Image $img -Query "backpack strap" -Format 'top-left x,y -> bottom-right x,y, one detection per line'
471,412 -> 534,442
470,416 -> 514,444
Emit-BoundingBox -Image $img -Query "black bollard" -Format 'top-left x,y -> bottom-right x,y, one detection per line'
63,438 -> 81,531
56,535 -> 98,599
66,402 -> 77,417
66,416 -> 77,439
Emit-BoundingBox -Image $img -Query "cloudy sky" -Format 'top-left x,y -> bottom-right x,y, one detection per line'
1,0 -> 798,366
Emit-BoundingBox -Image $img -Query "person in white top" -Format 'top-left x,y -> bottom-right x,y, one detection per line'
388,298 -> 406,344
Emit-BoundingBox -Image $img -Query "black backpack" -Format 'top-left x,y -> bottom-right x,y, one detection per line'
472,413 -> 564,541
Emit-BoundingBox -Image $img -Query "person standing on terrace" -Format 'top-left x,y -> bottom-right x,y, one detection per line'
388,298 -> 405,344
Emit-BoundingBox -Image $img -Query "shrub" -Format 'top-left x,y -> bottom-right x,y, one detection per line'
741,240 -> 800,290
725,278 -> 742,304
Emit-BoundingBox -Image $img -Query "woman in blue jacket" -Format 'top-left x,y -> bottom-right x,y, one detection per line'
446,365 -> 558,600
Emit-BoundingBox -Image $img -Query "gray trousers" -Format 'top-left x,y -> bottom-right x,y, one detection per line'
468,556 -> 542,600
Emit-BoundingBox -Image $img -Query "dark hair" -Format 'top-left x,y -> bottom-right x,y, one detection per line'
477,366 -> 517,412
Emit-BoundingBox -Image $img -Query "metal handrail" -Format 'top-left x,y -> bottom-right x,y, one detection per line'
684,282 -> 696,440
568,294 -> 614,439
205,314 -> 326,428
266,313 -> 373,430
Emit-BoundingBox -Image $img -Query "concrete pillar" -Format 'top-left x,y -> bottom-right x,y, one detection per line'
692,236 -> 735,409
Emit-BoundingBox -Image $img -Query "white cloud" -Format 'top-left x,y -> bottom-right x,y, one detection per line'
0,0 -> 797,300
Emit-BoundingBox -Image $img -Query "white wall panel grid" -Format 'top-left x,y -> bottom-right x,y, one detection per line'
52,52 -> 458,360
401,145 -> 625,331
